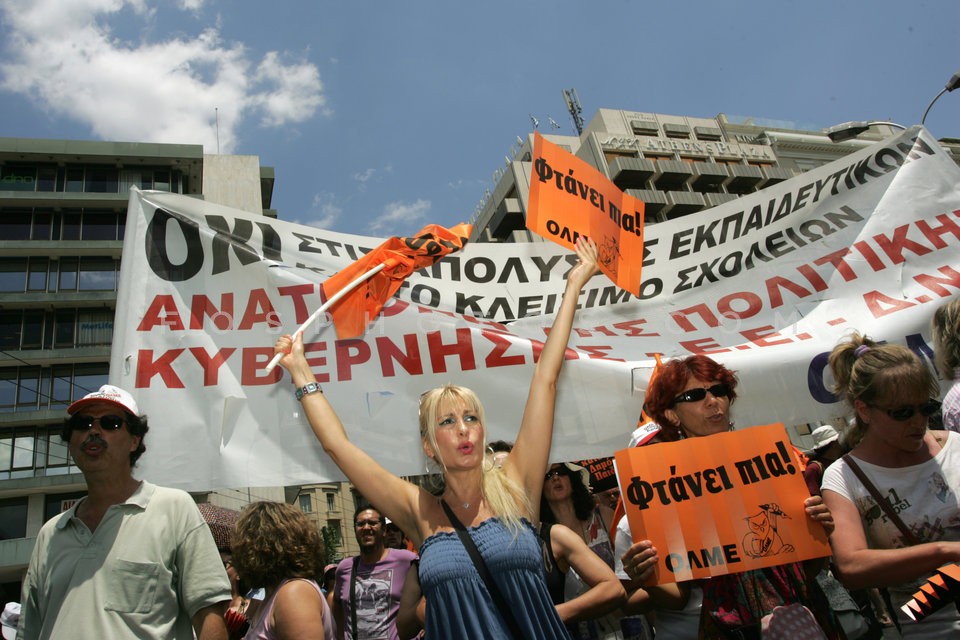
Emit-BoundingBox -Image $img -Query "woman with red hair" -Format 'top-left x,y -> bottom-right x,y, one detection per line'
617,355 -> 837,639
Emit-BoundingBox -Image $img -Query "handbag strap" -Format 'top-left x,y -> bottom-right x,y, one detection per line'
843,454 -> 920,545
440,500 -> 526,640
349,556 -> 360,640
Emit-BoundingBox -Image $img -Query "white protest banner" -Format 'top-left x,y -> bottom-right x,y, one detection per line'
111,126 -> 960,491
113,191 -> 642,490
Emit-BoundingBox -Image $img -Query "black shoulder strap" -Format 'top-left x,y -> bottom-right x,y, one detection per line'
843,454 -> 920,545
440,500 -> 526,639
349,555 -> 360,640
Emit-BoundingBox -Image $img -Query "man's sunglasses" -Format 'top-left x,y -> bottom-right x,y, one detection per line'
68,414 -> 126,431
879,400 -> 941,422
671,383 -> 732,405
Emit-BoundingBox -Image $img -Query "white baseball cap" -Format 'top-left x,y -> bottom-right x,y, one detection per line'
1,602 -> 20,640
67,384 -> 139,416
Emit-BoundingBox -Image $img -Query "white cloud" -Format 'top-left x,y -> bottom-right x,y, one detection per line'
302,192 -> 341,231
369,199 -> 430,235
0,0 -> 325,153
353,168 -> 376,184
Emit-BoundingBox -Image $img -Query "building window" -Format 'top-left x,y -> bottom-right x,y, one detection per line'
0,363 -> 108,414
84,166 -> 119,193
44,426 -> 75,472
1,429 -> 36,477
32,210 -> 53,240
61,211 -> 81,240
78,257 -> 119,291
0,424 -> 77,480
0,166 -> 37,192
0,309 -> 114,350
0,259 -> 27,292
27,258 -> 49,292
327,519 -> 342,543
36,167 -> 57,191
65,168 -> 84,193
2,210 -> 33,240
299,494 -> 313,513
644,154 -> 674,163
603,150 -> 636,165
326,492 -> 336,512
16,367 -> 41,408
80,210 -> 122,240
0,497 -> 29,539
56,258 -> 77,291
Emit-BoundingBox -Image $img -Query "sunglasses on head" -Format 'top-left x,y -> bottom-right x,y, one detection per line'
69,414 -> 126,431
879,400 -> 941,422
671,383 -> 732,405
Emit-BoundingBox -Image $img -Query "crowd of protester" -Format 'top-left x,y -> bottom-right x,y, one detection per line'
7,248 -> 959,639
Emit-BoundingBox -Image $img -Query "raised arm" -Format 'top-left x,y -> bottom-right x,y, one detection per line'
275,334 -> 422,542
506,237 -> 599,514
823,488 -> 960,590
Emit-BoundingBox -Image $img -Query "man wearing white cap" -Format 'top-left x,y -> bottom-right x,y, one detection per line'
17,385 -> 231,640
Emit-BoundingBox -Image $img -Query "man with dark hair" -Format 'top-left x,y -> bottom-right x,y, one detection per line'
18,385 -> 232,640
332,503 -> 416,639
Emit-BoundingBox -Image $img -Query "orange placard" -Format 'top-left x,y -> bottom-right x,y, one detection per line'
527,132 -> 645,296
614,424 -> 830,585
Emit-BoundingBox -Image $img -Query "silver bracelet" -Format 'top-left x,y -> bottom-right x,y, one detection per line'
295,382 -> 323,400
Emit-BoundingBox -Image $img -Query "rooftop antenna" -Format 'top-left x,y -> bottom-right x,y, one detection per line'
562,88 -> 584,135
548,116 -> 561,130
215,107 -> 220,154
529,114 -> 540,129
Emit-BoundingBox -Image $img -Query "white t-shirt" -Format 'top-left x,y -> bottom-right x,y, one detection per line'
822,431 -> 960,636
613,515 -> 701,640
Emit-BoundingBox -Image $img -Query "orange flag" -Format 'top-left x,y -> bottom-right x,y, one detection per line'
321,223 -> 471,340
901,563 -> 960,622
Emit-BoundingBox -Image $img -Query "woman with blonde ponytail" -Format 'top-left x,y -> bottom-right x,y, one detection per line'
822,332 -> 960,637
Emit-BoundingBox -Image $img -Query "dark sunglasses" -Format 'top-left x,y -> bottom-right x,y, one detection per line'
671,383 -> 732,405
879,400 -> 941,422
69,414 -> 126,431
544,467 -> 570,481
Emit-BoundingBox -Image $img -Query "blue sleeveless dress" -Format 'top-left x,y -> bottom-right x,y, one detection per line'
418,517 -> 571,639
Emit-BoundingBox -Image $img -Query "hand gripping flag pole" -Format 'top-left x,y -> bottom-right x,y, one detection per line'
264,223 -> 472,374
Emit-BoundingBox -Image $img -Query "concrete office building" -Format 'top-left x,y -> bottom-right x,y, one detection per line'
0,138 -> 367,603
472,109 -> 960,242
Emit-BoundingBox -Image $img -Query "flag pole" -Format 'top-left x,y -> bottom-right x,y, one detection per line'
264,260 -> 393,374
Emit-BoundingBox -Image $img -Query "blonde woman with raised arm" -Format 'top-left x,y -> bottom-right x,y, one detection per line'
275,237 -> 600,640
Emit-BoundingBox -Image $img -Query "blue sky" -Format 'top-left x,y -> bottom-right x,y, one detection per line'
0,0 -> 957,237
